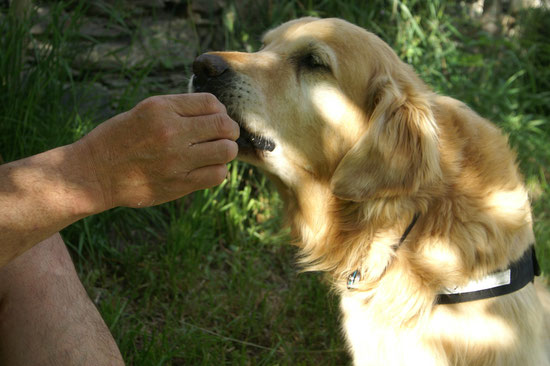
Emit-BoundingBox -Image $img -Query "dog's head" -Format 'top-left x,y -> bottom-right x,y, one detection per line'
191,17 -> 441,201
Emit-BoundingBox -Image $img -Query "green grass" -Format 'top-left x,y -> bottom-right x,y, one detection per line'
1,1 -> 550,365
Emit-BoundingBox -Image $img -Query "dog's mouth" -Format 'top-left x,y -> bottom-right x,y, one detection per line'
235,121 -> 276,152
190,73 -> 276,152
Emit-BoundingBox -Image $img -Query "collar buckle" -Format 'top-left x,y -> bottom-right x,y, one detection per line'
347,270 -> 361,290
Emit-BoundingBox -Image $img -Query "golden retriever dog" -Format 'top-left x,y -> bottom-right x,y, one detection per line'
190,17 -> 550,365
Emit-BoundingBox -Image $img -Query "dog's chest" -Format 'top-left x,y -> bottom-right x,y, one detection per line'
340,292 -> 443,366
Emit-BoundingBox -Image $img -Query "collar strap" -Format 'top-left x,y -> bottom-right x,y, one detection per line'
347,245 -> 540,303
435,245 -> 540,304
347,245 -> 540,302
347,213 -> 419,290
346,213 -> 541,303
394,213 -> 420,250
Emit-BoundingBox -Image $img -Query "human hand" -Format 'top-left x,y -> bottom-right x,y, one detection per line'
76,93 -> 239,210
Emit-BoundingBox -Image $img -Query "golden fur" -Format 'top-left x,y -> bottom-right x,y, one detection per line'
194,17 -> 550,366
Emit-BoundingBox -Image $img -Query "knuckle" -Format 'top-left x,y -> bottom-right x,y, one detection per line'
219,139 -> 238,162
199,93 -> 225,113
158,123 -> 177,143
138,95 -> 166,111
214,113 -> 235,137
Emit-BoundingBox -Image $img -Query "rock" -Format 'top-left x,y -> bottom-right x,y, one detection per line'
191,0 -> 225,15
30,22 -> 47,35
75,41 -> 127,70
140,16 -> 198,68
30,5 -> 52,35
85,0 -> 168,17
79,17 -> 130,39
76,16 -> 197,71
510,0 -> 550,13
142,73 -> 190,94
61,82 -> 114,125
100,75 -> 130,89
132,0 -> 165,9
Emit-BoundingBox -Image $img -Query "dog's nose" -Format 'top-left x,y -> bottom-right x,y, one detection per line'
192,54 -> 229,78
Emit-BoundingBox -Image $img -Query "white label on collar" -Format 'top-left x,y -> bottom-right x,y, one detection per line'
440,269 -> 511,295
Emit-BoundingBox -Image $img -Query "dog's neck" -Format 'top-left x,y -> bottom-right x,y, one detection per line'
280,173 -> 535,309
282,176 -> 421,281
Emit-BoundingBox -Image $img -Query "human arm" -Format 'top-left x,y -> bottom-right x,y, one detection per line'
0,93 -> 239,267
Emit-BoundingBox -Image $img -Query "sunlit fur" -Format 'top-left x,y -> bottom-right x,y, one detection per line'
201,17 -> 550,366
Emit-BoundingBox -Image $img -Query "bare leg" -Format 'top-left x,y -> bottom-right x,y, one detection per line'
0,233 -> 124,365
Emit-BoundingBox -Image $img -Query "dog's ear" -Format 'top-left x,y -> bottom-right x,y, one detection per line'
330,76 -> 441,201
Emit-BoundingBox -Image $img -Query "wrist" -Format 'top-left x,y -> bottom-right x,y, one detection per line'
67,139 -> 114,214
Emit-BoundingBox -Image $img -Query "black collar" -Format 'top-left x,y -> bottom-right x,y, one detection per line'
346,214 -> 541,305
436,245 -> 540,304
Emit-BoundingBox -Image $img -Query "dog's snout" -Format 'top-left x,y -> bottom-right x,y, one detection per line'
193,54 -> 230,78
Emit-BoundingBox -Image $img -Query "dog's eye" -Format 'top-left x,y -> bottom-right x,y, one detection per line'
301,53 -> 330,71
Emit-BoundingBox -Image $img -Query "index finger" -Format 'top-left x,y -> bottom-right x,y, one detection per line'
166,93 -> 227,117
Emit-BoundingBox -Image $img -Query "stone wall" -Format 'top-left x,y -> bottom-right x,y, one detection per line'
18,0 -> 231,122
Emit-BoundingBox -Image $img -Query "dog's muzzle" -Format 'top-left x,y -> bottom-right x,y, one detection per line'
191,54 -> 275,152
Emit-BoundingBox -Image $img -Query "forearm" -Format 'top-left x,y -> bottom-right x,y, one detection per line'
0,93 -> 239,267
0,142 -> 105,267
